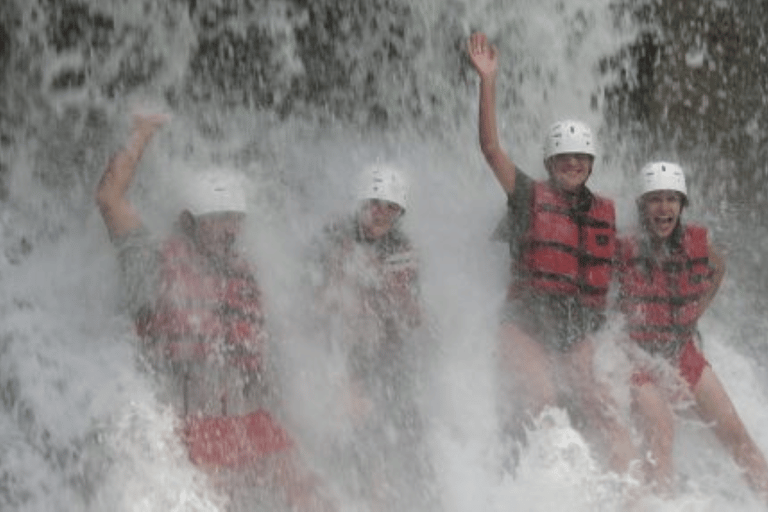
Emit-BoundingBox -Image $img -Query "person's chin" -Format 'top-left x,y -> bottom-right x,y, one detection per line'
649,228 -> 672,242
369,229 -> 385,240
205,246 -> 235,262
366,225 -> 390,240
556,176 -> 586,191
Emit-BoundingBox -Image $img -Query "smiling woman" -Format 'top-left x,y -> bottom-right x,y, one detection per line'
542,121 -> 596,195
617,161 -> 768,502
546,152 -> 593,193
639,190 -> 683,241
636,162 -> 688,243
467,30 -> 638,481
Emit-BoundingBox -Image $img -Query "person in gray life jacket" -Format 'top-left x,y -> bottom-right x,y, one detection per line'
467,31 -> 638,477
617,161 -> 768,501
96,112 -> 335,512
311,163 -> 437,511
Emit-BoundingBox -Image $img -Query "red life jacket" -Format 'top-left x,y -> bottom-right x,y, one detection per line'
135,233 -> 291,468
618,224 -> 712,352
183,410 -> 293,469
514,181 -> 616,309
136,233 -> 265,371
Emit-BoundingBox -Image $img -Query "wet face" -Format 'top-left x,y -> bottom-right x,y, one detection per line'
192,211 -> 245,261
640,190 -> 684,241
546,153 -> 593,193
358,199 -> 404,240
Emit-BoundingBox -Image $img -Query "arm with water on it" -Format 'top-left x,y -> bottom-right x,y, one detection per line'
696,240 -> 726,320
467,32 -> 517,194
96,112 -> 170,239
97,112 -> 169,322
609,238 -> 637,350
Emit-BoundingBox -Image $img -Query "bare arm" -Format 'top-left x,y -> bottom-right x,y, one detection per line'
467,32 -> 517,194
96,113 -> 169,238
697,241 -> 726,316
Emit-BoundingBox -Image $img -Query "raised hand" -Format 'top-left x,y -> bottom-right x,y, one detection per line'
96,111 -> 171,237
467,32 -> 499,79
131,111 -> 171,138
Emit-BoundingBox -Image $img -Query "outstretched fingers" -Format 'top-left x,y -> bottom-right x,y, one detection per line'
467,32 -> 498,76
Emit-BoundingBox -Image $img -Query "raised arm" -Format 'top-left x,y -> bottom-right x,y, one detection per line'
96,113 -> 168,238
467,32 -> 517,194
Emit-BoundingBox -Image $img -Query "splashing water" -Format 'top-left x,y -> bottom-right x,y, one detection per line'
1,0 -> 767,511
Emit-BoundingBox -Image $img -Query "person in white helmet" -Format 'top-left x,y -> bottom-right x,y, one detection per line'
315,163 -> 420,336
312,163 -> 435,511
617,161 -> 768,500
96,112 -> 334,512
467,32 -> 638,477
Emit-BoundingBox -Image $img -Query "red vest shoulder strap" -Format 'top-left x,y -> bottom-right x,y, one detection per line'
682,224 -> 709,260
533,180 -> 557,201
591,194 -> 616,223
619,224 -> 707,262
532,182 -> 615,224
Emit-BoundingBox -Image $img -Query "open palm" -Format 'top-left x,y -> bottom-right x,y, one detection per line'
467,32 -> 498,78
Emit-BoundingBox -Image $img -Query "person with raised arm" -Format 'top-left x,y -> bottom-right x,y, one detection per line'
96,112 -> 334,512
467,32 -> 637,476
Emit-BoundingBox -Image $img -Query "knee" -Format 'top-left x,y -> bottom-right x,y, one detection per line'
505,377 -> 557,417
713,410 -> 751,447
633,386 -> 675,448
642,406 -> 674,450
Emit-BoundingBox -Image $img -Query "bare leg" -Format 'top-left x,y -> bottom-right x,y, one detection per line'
693,366 -> 768,501
497,321 -> 558,417
632,381 -> 675,495
563,339 -> 639,475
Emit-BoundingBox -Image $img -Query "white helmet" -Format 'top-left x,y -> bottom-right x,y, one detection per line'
357,163 -> 408,211
543,119 -> 597,160
638,161 -> 687,199
184,167 -> 248,216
